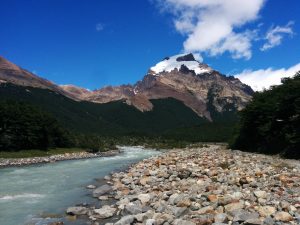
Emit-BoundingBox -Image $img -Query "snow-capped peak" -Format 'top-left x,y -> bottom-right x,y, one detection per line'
150,53 -> 212,75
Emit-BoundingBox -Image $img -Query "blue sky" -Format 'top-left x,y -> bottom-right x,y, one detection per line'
0,0 -> 299,90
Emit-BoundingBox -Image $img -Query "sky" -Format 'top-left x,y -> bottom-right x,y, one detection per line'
0,0 -> 299,91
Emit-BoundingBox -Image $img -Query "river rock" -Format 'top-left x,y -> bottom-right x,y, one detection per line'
125,202 -> 143,214
66,206 -> 88,215
145,218 -> 157,225
138,193 -> 151,204
170,206 -> 187,217
92,184 -> 112,197
173,219 -> 196,225
232,209 -> 259,222
254,190 -> 267,199
224,201 -> 244,212
257,206 -> 276,217
93,205 -> 116,218
274,211 -> 293,222
114,215 -> 135,225
214,213 -> 228,223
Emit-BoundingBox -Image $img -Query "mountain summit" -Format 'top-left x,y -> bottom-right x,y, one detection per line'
149,53 -> 212,76
67,53 -> 254,120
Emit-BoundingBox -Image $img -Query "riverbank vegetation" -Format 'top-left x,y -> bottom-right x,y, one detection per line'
0,148 -> 86,158
230,72 -> 300,159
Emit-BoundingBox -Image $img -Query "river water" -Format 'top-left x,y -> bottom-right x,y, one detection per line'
0,146 -> 160,225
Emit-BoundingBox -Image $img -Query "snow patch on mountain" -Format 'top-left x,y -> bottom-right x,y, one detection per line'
150,54 -> 212,75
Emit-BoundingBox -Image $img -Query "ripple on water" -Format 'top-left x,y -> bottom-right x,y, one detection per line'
0,193 -> 45,201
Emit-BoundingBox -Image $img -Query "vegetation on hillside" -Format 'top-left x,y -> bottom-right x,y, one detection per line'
0,83 -> 238,147
0,100 -> 71,151
230,72 -> 300,159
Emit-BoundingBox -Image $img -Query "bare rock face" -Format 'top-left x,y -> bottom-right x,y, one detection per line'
60,84 -> 91,99
76,53 -> 253,121
0,56 -> 81,100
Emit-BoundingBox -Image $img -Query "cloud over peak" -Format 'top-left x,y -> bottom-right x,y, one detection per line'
155,0 -> 266,59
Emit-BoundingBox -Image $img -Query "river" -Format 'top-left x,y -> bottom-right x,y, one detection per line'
0,146 -> 160,225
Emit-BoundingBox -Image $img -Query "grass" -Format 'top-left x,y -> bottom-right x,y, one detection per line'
0,148 -> 87,159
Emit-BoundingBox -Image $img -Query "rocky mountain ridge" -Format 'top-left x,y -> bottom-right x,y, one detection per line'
61,53 -> 253,120
0,56 -> 80,100
0,54 -> 254,121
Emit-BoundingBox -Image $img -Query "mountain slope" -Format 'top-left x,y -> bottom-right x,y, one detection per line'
0,83 -> 219,138
0,56 -> 81,100
62,53 -> 253,121
0,54 -> 253,122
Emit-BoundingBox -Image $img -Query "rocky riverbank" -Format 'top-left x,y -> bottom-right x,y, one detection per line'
0,150 -> 120,168
66,145 -> 300,225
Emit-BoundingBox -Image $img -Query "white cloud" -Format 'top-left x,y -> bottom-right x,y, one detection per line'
235,63 -> 300,91
260,21 -> 294,51
96,23 -> 104,31
154,0 -> 266,59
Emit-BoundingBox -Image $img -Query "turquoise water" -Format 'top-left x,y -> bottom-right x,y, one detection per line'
0,147 -> 160,225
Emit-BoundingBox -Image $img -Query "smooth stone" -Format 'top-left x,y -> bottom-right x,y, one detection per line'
66,207 -> 88,215
257,206 -> 276,217
114,215 -> 135,225
138,193 -> 151,204
214,213 -> 228,223
197,205 -> 214,214
274,211 -> 293,222
173,219 -> 196,225
263,216 -> 275,225
194,214 -> 214,225
145,219 -> 157,225
244,218 -> 263,225
212,223 -> 228,225
125,202 -> 143,215
92,184 -> 112,197
224,201 -> 244,212
254,191 -> 267,199
232,209 -> 259,222
93,205 -> 116,218
170,206 -> 187,217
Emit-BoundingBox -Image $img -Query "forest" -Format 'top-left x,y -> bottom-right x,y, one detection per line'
0,72 -> 299,159
230,72 -> 300,159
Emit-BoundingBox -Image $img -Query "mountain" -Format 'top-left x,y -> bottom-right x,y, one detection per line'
60,53 -> 254,121
0,54 -> 254,141
1,83 -> 229,141
0,56 -> 80,100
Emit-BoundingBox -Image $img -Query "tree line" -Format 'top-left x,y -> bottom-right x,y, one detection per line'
230,72 -> 300,159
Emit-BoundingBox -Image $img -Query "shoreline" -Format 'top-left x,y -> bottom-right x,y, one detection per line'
0,149 -> 121,169
65,144 -> 300,225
